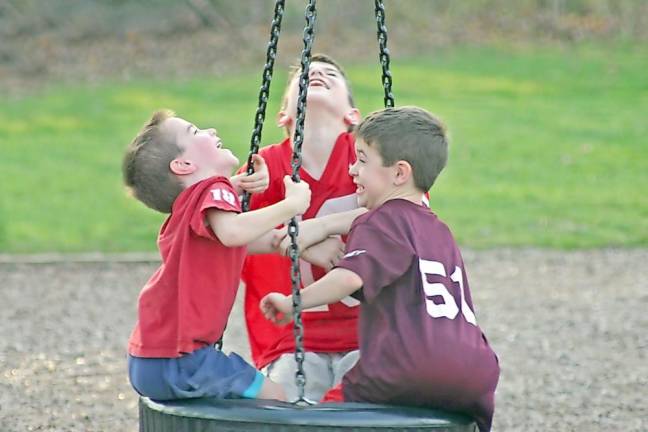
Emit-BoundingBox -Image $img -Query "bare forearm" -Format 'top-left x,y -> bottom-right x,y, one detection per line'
297,268 -> 362,309
247,230 -> 280,255
209,201 -> 298,247
289,208 -> 368,253
320,207 -> 367,236
231,201 -> 298,245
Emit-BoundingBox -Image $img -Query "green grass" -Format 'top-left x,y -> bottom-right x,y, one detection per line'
1,43 -> 646,252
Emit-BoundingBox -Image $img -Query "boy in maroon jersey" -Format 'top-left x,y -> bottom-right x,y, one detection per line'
123,110 -> 311,402
239,54 -> 364,402
261,106 -> 500,431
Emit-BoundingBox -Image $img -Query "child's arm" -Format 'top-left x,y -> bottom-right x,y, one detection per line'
229,154 -> 269,195
300,236 -> 345,271
207,176 -> 310,247
245,228 -> 285,255
274,207 -> 368,255
260,268 -> 363,325
247,229 -> 344,259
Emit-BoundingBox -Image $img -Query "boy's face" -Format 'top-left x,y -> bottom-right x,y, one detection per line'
349,138 -> 395,210
282,61 -> 354,122
162,117 -> 239,177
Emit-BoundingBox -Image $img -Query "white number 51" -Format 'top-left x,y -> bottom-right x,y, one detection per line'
419,259 -> 477,325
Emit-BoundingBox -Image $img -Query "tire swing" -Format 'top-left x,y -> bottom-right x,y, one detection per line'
139,1 -> 477,430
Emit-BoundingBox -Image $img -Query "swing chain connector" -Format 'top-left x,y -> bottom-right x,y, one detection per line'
374,0 -> 395,108
289,0 -> 317,406
242,0 -> 285,212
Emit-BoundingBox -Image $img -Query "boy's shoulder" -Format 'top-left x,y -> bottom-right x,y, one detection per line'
360,198 -> 429,220
172,175 -> 235,212
352,199 -> 444,239
255,138 -> 293,177
350,199 -> 410,232
258,137 -> 292,158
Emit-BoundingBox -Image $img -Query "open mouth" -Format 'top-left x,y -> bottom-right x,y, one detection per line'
309,78 -> 328,89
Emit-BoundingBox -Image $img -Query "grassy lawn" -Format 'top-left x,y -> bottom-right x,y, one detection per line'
1,43 -> 646,252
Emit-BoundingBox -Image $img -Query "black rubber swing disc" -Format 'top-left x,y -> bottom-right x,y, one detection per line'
139,397 -> 477,431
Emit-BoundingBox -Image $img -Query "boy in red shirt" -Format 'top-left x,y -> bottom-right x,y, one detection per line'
240,54 -> 363,402
261,107 -> 500,431
123,109 -> 310,401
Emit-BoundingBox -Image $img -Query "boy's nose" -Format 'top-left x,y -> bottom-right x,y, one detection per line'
309,68 -> 324,78
348,162 -> 358,176
207,128 -> 217,136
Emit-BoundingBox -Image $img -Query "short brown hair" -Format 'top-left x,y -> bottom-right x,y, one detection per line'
355,106 -> 449,192
122,110 -> 184,213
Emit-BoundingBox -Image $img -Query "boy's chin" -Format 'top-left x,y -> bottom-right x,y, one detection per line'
305,94 -> 342,112
223,155 -> 239,171
356,195 -> 373,210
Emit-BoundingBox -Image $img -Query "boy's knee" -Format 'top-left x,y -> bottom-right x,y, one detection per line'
257,378 -> 287,402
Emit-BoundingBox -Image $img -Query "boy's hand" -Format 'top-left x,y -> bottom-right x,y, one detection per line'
283,176 -> 311,215
238,154 -> 269,194
271,219 -> 334,256
271,226 -> 288,251
260,293 -> 293,325
301,236 -> 345,271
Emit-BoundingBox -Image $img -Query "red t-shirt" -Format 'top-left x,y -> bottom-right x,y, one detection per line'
128,176 -> 245,358
240,133 -> 360,368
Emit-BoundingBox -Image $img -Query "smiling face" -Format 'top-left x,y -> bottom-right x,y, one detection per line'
281,60 -> 356,126
161,117 -> 239,179
348,138 -> 395,210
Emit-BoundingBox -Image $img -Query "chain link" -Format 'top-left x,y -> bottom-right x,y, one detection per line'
288,0 -> 317,406
374,0 -> 394,108
244,0 -> 392,406
242,0 -> 285,212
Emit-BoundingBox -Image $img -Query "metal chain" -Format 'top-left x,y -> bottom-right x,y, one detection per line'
288,0 -> 317,406
375,0 -> 395,108
242,0 -> 285,212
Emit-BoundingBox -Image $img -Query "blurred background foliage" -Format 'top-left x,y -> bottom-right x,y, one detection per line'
1,0 -> 646,95
0,0 -> 646,252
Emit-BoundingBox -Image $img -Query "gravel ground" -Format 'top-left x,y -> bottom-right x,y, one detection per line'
1,249 -> 646,431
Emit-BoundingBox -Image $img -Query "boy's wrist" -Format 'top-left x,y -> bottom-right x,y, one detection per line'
285,295 -> 295,314
283,195 -> 303,217
321,217 -> 334,237
228,174 -> 243,194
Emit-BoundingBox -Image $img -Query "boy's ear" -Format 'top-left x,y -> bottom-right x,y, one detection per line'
393,160 -> 413,186
170,158 -> 198,176
344,108 -> 361,127
277,110 -> 293,128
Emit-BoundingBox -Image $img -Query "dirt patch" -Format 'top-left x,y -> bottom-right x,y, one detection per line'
1,248 -> 646,431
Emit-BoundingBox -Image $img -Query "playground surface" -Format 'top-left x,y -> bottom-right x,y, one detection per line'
1,248 -> 646,431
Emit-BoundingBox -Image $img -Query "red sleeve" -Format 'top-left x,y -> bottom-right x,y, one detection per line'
190,179 -> 241,239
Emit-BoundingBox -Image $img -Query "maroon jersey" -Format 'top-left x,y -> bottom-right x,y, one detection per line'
336,199 -> 499,432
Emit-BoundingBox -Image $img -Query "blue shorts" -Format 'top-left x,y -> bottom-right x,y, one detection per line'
128,346 -> 264,401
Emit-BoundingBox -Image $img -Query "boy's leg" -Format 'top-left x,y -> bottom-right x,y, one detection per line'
263,352 -> 332,403
256,377 -> 287,401
331,350 -> 359,386
130,346 -> 284,401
